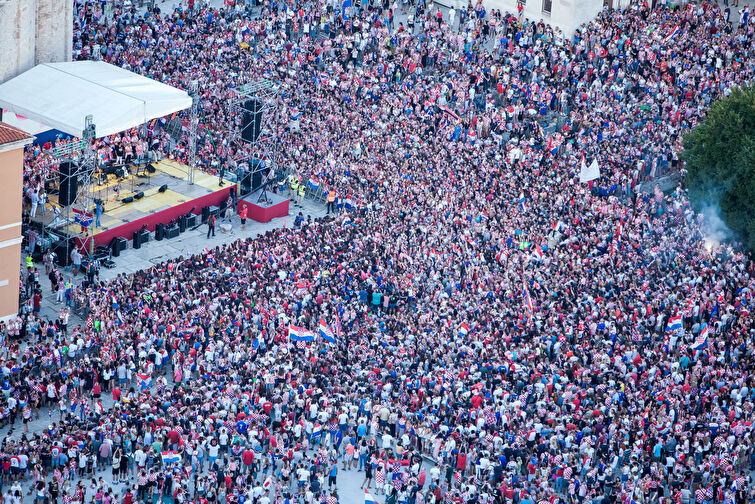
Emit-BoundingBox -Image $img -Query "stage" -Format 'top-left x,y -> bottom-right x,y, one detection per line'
238,189 -> 290,223
34,159 -> 235,249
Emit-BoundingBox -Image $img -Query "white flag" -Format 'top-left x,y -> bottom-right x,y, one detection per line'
579,158 -> 601,183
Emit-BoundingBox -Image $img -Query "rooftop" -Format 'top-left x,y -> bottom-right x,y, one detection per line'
0,121 -> 33,146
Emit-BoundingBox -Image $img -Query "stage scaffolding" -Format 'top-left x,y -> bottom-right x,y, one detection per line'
39,115 -> 99,255
228,79 -> 282,198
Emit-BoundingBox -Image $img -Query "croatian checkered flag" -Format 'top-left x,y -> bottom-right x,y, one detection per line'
484,408 -> 496,426
695,488 -> 706,503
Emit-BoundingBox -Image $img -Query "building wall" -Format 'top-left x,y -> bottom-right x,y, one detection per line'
0,0 -> 73,84
438,0 -> 604,36
0,147 -> 25,319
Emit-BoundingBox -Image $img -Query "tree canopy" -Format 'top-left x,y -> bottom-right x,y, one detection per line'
683,85 -> 755,252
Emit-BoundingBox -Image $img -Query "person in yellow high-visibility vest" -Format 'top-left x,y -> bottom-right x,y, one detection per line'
327,188 -> 336,214
289,173 -> 299,199
298,183 -> 306,204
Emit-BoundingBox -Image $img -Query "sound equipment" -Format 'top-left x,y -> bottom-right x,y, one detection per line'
110,236 -> 128,257
239,160 -> 269,194
241,99 -> 264,142
147,164 -> 157,174
155,223 -> 166,241
178,215 -> 187,233
122,196 -> 134,204
201,206 -> 210,223
134,191 -> 144,200
185,213 -> 198,228
102,259 -> 116,269
240,171 -> 252,194
58,162 -> 78,206
166,225 -> 180,239
133,228 -> 150,249
52,239 -> 73,266
158,184 -> 168,193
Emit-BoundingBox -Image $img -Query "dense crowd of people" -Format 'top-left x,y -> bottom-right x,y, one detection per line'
8,0 -> 755,504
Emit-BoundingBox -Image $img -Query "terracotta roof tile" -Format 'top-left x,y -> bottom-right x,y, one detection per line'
0,122 -> 33,145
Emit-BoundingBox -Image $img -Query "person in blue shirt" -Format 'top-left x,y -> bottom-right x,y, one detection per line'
328,462 -> 338,489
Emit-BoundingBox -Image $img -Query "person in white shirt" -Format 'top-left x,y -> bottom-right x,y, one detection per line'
382,430 -> 393,450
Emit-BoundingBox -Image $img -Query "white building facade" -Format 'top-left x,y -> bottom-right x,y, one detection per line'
436,0 -> 608,36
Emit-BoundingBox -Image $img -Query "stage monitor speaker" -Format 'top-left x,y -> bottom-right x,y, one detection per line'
158,184 -> 168,193
134,191 -> 144,200
185,213 -> 197,228
155,223 -> 166,241
133,229 -> 150,249
110,236 -> 128,257
147,164 -> 157,173
122,196 -> 134,204
58,162 -> 78,206
241,99 -> 264,142
166,225 -> 180,239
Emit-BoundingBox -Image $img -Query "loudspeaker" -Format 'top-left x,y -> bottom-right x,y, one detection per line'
155,223 -> 166,241
202,206 -> 210,223
122,196 -> 134,204
241,99 -> 263,142
178,215 -> 187,233
250,159 -> 268,192
58,162 -> 78,206
240,172 -> 252,194
158,184 -> 168,193
110,236 -> 128,257
52,239 -> 73,266
147,164 -> 157,173
185,213 -> 197,228
134,191 -> 144,200
166,225 -> 180,239
133,228 -> 150,249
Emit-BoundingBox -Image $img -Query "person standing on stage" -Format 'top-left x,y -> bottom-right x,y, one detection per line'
95,201 -> 104,228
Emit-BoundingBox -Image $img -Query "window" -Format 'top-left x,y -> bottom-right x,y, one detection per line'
542,0 -> 552,13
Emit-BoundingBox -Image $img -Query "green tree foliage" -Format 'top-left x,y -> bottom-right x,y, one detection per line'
683,86 -> 755,252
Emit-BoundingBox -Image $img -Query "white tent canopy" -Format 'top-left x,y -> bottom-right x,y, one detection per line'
0,61 -> 192,138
